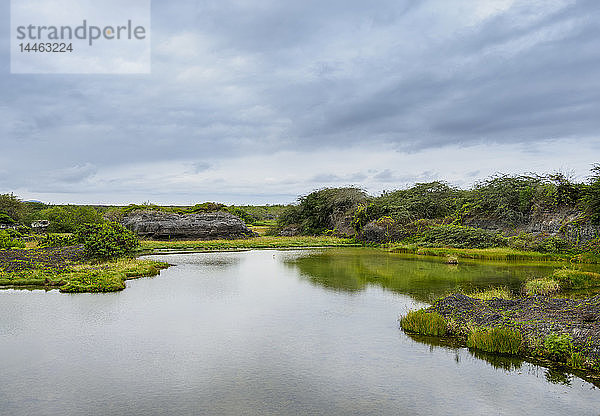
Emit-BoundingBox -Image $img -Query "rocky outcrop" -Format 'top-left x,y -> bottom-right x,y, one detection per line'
122,210 -> 257,240
466,208 -> 599,243
359,221 -> 405,243
525,209 -> 599,242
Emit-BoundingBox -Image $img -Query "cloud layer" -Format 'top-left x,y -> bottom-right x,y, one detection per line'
1,0 -> 599,203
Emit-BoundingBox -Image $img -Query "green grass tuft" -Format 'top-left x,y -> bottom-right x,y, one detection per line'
400,309 -> 448,336
523,278 -> 560,296
552,268 -> 600,289
469,287 -> 512,300
466,327 -> 522,355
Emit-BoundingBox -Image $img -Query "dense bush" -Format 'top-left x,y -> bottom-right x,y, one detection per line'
36,205 -> 104,233
40,233 -> 79,248
226,207 -> 257,225
419,225 -> 506,249
362,182 -> 463,226
0,211 -> 16,224
466,175 -> 543,226
0,230 -> 25,249
186,202 -> 227,213
277,187 -> 368,235
585,164 -> 600,224
0,194 -> 25,222
76,222 -> 139,258
508,233 -> 573,253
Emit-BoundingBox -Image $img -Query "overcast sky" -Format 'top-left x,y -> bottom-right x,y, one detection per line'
1,0 -> 599,205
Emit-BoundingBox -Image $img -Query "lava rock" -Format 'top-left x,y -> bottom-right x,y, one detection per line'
122,210 -> 257,240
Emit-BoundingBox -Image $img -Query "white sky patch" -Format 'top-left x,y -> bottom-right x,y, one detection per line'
11,137 -> 599,205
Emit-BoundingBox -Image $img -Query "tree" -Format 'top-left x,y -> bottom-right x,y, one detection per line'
36,205 -> 104,233
0,193 -> 25,222
585,164 -> 600,224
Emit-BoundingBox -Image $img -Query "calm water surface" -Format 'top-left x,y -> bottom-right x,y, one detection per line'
1,249 -> 598,415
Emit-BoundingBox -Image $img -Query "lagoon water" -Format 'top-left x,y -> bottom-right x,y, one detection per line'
1,249 -> 598,415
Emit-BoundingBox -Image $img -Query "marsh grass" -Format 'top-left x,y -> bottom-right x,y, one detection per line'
400,309 -> 448,336
466,327 -> 522,355
139,236 -> 359,251
389,245 -> 571,262
524,268 -> 600,296
469,287 -> 513,300
523,278 -> 560,296
552,269 -> 600,289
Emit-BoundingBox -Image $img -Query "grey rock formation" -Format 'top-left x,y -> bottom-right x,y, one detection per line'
466,208 -> 599,243
122,210 -> 257,240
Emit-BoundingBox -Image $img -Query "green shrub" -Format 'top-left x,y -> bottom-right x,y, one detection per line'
585,164 -> 600,224
400,309 -> 448,336
40,233 -> 79,248
186,202 -> 227,213
374,182 -> 465,224
0,211 -> 16,225
467,327 -> 522,355
543,333 -> 574,361
276,187 -> 368,235
226,206 -> 257,225
60,270 -> 126,293
36,205 -> 104,233
76,222 -> 139,259
419,225 -> 507,249
469,287 -> 512,300
0,230 -> 25,249
0,194 -> 25,222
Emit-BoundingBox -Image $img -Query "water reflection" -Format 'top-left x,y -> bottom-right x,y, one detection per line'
404,332 -> 598,388
1,250 -> 598,416
284,249 -> 561,302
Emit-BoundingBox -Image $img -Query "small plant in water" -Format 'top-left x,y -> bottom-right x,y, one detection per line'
400,309 -> 447,336
466,327 -> 522,355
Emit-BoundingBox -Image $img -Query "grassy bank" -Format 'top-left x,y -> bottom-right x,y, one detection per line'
139,236 -> 359,252
0,247 -> 168,293
387,244 -> 586,262
400,292 -> 600,376
524,269 -> 600,296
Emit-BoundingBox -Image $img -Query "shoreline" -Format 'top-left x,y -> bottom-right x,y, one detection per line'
401,293 -> 600,380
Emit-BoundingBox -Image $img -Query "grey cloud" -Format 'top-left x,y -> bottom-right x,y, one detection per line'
373,170 -> 439,184
193,162 -> 212,173
1,0 -> 599,202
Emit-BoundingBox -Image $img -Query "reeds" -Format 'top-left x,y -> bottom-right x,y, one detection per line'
400,309 -> 448,336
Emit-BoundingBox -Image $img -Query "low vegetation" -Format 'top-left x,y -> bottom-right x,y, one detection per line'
139,236 -> 359,251
389,245 -> 572,262
466,327 -> 522,355
400,309 -> 448,336
468,287 -> 513,301
401,292 -> 600,374
524,268 -> 600,295
0,256 -> 168,292
0,229 -> 25,249
0,220 -> 166,293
